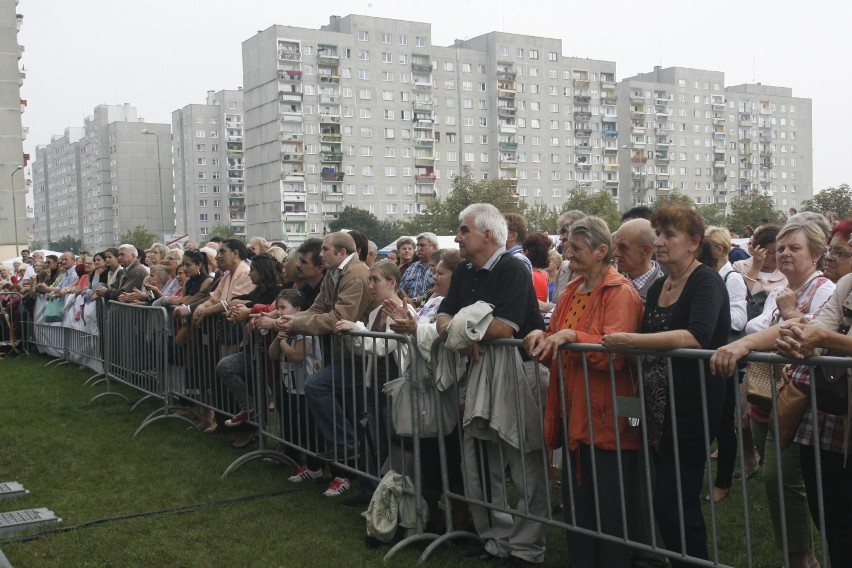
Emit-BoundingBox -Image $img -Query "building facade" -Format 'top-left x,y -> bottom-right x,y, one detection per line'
0,0 -> 26,258
242,15 -> 617,243
172,89 -> 245,241
617,66 -> 812,211
31,104 -> 173,250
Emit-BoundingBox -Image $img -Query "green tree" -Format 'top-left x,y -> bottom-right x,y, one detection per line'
207,225 -> 235,241
329,206 -> 403,249
801,183 -> 852,218
48,236 -> 83,253
118,225 -> 157,251
697,203 -> 727,228
652,189 -> 695,210
560,189 -> 622,231
525,203 -> 559,233
727,190 -> 779,233
405,167 -> 527,235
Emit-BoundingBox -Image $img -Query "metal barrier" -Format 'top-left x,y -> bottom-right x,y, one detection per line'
13,297 -> 850,567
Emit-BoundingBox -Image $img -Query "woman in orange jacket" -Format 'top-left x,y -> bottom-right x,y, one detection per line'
525,215 -> 643,568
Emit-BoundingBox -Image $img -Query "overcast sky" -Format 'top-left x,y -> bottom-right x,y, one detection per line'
19,0 -> 846,193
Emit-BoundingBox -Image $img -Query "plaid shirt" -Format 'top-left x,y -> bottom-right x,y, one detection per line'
400,260 -> 433,299
792,364 -> 849,453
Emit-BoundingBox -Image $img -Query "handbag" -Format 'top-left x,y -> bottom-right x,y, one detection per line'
383,341 -> 458,438
814,350 -> 849,416
769,376 -> 809,450
745,361 -> 785,411
44,297 -> 64,323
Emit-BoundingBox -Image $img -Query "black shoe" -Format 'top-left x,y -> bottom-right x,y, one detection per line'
317,447 -> 359,462
494,556 -> 541,568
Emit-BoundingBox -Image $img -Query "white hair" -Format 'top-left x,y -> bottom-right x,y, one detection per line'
118,244 -> 138,258
367,241 -> 377,253
416,232 -> 440,246
458,203 -> 508,247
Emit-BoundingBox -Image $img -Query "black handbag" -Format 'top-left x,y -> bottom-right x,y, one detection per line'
814,321 -> 850,415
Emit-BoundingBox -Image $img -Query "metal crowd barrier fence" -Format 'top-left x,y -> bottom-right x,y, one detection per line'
0,292 -> 25,358
424,339 -> 847,568
13,298 -> 849,567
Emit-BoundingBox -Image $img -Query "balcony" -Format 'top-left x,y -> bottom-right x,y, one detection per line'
498,88 -> 516,99
573,78 -> 590,88
319,75 -> 340,84
415,138 -> 435,148
280,93 -> 303,103
413,101 -> 433,111
603,129 -> 618,138
576,163 -> 592,171
499,142 -> 518,152
714,174 -> 728,183
499,153 -> 518,164
497,70 -> 516,81
283,171 -> 306,181
323,212 -> 340,221
280,112 -> 303,122
574,95 -> 591,104
601,113 -> 617,122
500,123 -> 517,134
281,152 -> 305,162
226,134 -> 243,142
278,50 -> 301,61
320,152 -> 343,163
603,164 -> 618,172
656,157 -> 670,165
576,144 -> 592,153
714,160 -> 726,168
320,132 -> 341,143
575,127 -> 592,136
602,96 -> 618,106
413,80 -> 432,91
498,107 -> 516,117
319,95 -> 340,105
713,132 -> 726,140
632,155 -> 647,164
319,114 -> 341,124
605,179 -> 619,187
412,61 -> 432,73
574,111 -> 592,120
228,176 -> 244,183
278,69 -> 303,82
318,53 -> 339,65
321,170 -> 345,182
416,187 -> 438,198
603,145 -> 618,154
322,191 -> 344,202
415,156 -> 436,166
415,174 -> 436,183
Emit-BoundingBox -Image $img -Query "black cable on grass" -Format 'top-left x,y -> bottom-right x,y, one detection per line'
0,488 -> 301,545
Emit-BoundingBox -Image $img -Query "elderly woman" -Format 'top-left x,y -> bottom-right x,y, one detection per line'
601,206 -> 730,565
704,226 -> 750,503
145,243 -> 169,267
712,218 -> 834,568
249,237 -> 271,257
525,216 -> 643,568
823,219 -> 852,283
764,273 -> 852,568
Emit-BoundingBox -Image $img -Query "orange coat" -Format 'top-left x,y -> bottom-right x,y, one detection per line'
543,266 -> 644,451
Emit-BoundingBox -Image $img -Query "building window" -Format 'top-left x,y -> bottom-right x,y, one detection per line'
358,31 -> 369,41
529,49 -> 538,59
548,52 -> 557,62
380,32 -> 391,44
416,36 -> 427,47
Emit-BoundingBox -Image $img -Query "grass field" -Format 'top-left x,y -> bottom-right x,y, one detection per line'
0,354 -> 814,567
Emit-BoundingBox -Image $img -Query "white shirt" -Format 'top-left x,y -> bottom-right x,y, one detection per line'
719,262 -> 748,332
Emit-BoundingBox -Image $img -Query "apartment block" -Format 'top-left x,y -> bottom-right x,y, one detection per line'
173,89 -> 245,241
0,0 -> 26,258
242,15 -> 617,243
31,104 -> 173,250
617,66 -> 812,211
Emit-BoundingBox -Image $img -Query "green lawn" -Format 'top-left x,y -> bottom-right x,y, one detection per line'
0,354 -> 807,567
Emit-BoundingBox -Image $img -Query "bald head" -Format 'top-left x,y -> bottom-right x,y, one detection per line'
613,218 -> 655,278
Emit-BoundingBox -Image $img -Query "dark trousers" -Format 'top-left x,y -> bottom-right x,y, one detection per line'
714,377 -> 737,490
800,443 -> 852,568
653,435 -> 709,567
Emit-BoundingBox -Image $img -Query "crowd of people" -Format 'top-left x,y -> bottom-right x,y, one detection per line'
4,203 -> 851,568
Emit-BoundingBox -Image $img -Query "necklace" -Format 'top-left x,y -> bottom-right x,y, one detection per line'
666,260 -> 697,291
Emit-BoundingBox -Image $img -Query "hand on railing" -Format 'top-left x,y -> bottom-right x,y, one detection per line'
709,339 -> 751,377
600,332 -> 638,352
775,317 -> 820,360
333,320 -> 357,334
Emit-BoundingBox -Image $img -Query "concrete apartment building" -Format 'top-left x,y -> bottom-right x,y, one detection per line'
31,104 -> 173,250
617,66 -> 812,211
172,89 -> 245,241
0,0 -> 26,258
242,14 -> 617,243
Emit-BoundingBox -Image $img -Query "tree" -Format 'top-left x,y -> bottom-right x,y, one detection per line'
118,225 -> 157,251
560,189 -> 622,231
526,203 -> 560,233
652,189 -> 695,210
48,236 -> 83,253
405,167 -> 527,235
207,225 -> 235,241
329,206 -> 402,249
727,190 -> 779,233
697,203 -> 727,228
801,183 -> 852,218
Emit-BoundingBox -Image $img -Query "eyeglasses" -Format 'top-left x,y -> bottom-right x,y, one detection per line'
827,248 -> 852,259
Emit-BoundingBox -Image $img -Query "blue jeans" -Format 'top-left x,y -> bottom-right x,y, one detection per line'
304,358 -> 364,452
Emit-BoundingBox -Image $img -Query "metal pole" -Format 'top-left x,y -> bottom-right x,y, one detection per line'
143,130 -> 166,242
10,165 -> 24,256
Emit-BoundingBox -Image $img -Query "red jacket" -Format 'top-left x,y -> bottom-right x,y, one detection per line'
543,266 -> 644,451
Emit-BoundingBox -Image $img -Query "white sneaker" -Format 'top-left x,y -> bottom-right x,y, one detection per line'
323,477 -> 350,497
288,466 -> 323,483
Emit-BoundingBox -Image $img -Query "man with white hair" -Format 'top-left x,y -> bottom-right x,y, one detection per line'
36,251 -> 78,296
96,244 -> 148,302
613,218 -> 664,302
436,203 -> 548,567
365,240 -> 378,267
399,231 -> 438,304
